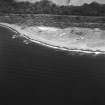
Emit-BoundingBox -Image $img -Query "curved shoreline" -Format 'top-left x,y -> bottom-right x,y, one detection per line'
0,22 -> 105,55
0,23 -> 19,34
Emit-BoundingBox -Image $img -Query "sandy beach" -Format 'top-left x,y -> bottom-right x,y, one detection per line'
0,22 -> 105,55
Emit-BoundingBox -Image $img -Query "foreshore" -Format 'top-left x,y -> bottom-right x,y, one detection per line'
0,22 -> 105,55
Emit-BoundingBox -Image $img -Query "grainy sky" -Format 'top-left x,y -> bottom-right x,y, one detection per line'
16,0 -> 105,5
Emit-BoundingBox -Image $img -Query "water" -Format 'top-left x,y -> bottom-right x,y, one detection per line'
0,26 -> 105,104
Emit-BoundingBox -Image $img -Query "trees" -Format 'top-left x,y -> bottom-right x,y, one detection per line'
0,0 -> 105,16
0,0 -> 18,13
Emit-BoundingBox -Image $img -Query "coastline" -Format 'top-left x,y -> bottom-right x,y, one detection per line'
0,22 -> 105,55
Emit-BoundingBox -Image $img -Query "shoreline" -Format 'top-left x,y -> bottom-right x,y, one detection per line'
0,22 -> 105,55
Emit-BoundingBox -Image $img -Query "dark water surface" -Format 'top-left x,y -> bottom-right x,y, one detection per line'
0,26 -> 105,105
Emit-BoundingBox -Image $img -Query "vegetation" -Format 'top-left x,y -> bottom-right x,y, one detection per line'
0,0 -> 105,16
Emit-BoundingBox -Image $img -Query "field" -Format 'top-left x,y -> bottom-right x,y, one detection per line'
0,14 -> 105,29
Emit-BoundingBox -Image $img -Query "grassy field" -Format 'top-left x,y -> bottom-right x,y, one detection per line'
0,14 -> 105,29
